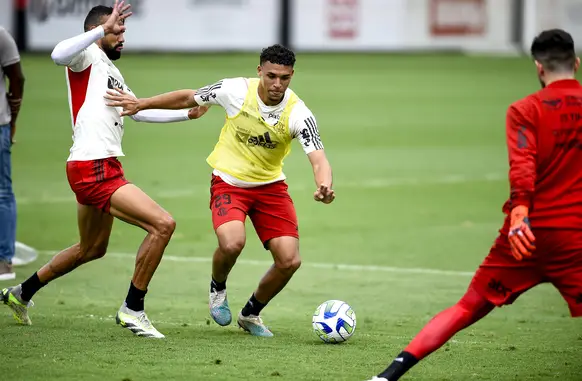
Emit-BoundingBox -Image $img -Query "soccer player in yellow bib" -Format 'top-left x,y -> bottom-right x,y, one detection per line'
105,44 -> 335,337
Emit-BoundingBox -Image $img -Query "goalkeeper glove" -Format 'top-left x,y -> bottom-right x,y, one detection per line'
508,205 -> 536,260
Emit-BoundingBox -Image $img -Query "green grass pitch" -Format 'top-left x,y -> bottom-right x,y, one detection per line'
1,52 -> 581,380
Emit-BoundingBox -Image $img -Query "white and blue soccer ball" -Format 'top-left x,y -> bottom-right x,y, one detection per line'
312,299 -> 356,343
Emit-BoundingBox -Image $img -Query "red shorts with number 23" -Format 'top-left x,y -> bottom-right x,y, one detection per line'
209,175 -> 299,249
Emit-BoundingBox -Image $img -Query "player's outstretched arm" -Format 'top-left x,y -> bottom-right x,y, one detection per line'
105,89 -> 199,116
106,77 -> 232,117
131,105 -> 210,122
51,0 -> 131,67
129,109 -> 190,123
104,88 -> 204,123
139,90 -> 199,112
308,150 -> 335,204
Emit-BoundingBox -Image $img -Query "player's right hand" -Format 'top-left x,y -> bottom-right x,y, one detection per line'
103,0 -> 132,35
508,205 -> 536,260
313,184 -> 335,204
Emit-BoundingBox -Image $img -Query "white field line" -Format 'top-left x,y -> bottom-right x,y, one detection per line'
39,250 -> 475,277
26,313 -> 482,344
16,172 -> 505,205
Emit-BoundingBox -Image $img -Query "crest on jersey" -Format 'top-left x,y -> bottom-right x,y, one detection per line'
107,76 -> 123,90
542,98 -> 562,110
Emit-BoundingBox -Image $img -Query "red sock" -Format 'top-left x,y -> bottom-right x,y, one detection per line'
404,286 -> 495,360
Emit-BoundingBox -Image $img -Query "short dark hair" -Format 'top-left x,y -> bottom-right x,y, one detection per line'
84,5 -> 113,32
530,29 -> 576,73
260,44 -> 296,67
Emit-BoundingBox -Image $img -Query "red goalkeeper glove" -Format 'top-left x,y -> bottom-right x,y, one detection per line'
508,205 -> 536,260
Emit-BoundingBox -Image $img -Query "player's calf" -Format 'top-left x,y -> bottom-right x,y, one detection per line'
121,213 -> 175,314
130,213 -> 176,290
37,205 -> 114,284
237,255 -> 300,333
214,239 -> 245,277
235,237 -> 300,337
210,249 -> 235,327
253,236 -> 301,305
42,242 -> 108,280
209,223 -> 246,326
368,286 -> 494,381
2,206 -> 115,324
105,184 -> 175,338
213,221 -> 246,280
109,184 -> 176,289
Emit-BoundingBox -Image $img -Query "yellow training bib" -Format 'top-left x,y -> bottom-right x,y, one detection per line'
206,78 -> 298,183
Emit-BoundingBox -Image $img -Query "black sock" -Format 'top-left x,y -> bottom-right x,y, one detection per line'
210,277 -> 226,292
125,281 -> 147,312
377,351 -> 419,381
20,272 -> 46,302
241,293 -> 266,317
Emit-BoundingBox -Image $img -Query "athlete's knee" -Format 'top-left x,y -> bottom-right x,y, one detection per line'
277,254 -> 301,273
152,213 -> 176,239
457,285 -> 495,318
219,239 -> 245,258
87,245 -> 108,261
271,242 -> 301,273
215,221 -> 246,257
78,240 -> 109,262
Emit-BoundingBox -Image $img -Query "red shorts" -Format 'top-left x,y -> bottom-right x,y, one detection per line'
66,157 -> 129,213
209,175 -> 299,249
471,218 -> 582,317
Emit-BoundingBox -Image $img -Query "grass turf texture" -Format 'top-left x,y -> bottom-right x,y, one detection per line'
1,53 -> 581,380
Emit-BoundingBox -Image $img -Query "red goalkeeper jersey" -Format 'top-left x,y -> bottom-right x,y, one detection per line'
503,79 -> 582,229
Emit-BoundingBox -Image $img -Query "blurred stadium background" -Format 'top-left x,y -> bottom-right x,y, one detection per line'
1,1 -> 582,380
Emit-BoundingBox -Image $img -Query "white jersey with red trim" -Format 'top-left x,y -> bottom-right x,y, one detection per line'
51,26 -> 191,162
64,43 -> 129,161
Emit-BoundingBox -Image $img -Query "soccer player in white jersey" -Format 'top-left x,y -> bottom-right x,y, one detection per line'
105,44 -> 335,337
1,1 -> 196,338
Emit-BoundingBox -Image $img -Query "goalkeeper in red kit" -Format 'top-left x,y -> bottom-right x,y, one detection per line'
366,29 -> 582,381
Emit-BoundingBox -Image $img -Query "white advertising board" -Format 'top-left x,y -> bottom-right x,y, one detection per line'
523,0 -> 582,53
291,0 -> 407,51
291,0 -> 515,53
0,1 -> 13,35
26,0 -> 280,51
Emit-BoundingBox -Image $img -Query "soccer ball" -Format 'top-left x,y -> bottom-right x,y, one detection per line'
312,300 -> 356,343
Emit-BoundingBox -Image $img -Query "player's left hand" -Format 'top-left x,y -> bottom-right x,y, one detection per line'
104,88 -> 140,116
508,205 -> 536,260
187,105 -> 210,119
314,184 -> 335,204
